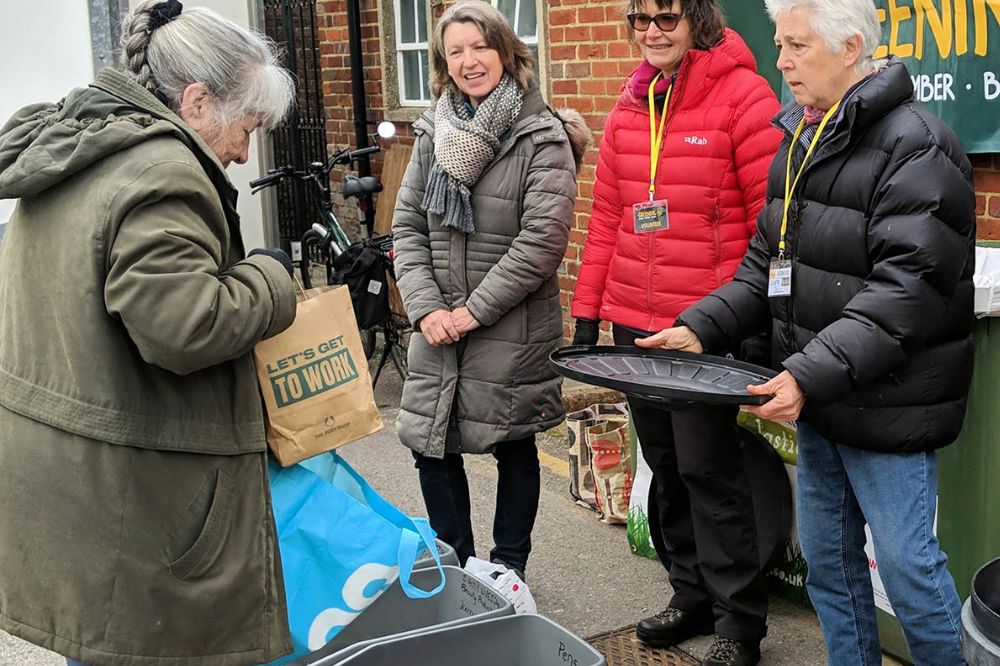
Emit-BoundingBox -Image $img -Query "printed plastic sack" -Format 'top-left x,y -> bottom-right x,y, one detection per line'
464,557 -> 537,615
566,402 -> 628,510
266,452 -> 445,664
627,422 -> 659,559
587,418 -> 632,524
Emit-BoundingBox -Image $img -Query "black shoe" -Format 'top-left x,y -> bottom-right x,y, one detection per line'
702,637 -> 761,666
636,606 -> 714,647
490,558 -> 525,583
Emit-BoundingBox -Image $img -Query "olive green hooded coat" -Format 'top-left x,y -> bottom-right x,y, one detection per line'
0,69 -> 295,665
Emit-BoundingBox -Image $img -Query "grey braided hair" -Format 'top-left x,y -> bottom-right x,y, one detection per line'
119,0 -> 294,129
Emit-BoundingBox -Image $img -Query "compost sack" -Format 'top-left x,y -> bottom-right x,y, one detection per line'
254,285 -> 382,466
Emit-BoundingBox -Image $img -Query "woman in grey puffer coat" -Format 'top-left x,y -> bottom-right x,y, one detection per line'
392,0 -> 589,581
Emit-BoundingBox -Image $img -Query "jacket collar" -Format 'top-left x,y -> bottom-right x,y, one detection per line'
773,57 -> 914,161
617,28 -> 761,114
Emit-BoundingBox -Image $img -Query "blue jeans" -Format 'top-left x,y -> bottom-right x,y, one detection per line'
66,660 -> 90,666
795,422 -> 963,666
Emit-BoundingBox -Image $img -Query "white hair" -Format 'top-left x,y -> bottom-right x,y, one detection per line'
120,1 -> 294,129
765,0 -> 883,73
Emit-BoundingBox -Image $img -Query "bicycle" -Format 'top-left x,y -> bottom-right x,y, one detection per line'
249,124 -> 410,387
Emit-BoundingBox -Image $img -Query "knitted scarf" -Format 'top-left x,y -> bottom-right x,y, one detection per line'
421,74 -> 523,233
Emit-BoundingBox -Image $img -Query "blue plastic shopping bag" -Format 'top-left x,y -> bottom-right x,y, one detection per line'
265,452 -> 445,664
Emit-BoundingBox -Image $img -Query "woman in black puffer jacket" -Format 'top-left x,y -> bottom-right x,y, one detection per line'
638,0 -> 974,662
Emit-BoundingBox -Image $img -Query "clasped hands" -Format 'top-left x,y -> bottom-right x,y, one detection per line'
635,326 -> 805,422
419,307 -> 480,346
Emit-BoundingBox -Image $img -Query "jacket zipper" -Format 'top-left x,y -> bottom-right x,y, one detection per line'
645,71 -> 682,328
711,202 -> 722,287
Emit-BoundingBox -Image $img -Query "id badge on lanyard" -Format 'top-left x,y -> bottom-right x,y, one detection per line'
633,200 -> 669,233
638,75 -> 673,235
768,258 -> 792,297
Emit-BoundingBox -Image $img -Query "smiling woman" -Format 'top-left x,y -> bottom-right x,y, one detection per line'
392,0 -> 591,594
570,1 -> 783,664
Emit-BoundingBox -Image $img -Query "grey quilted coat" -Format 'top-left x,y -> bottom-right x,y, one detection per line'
393,86 -> 586,458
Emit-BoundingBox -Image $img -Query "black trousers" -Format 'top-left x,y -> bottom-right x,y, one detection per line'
412,435 -> 540,573
615,326 -> 767,643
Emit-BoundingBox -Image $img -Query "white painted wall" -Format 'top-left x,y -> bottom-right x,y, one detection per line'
0,1 -> 94,226
1,1 -> 271,248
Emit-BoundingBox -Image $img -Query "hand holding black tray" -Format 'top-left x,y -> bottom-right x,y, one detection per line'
549,345 -> 776,408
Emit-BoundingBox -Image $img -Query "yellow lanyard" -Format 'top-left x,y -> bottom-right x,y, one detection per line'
778,101 -> 841,259
647,74 -> 673,202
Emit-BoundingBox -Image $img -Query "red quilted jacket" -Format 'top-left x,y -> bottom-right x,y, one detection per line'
572,29 -> 781,333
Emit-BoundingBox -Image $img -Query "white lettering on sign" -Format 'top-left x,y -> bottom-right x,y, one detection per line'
911,72 -> 956,101
986,71 -> 1000,100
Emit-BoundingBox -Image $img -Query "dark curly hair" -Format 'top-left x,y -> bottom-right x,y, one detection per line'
626,0 -> 726,50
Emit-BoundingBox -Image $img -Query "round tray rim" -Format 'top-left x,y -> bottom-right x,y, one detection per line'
549,345 -> 778,406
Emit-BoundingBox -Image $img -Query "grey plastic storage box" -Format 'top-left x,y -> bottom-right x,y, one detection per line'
296,565 -> 512,665
414,537 -> 459,569
336,614 -> 605,666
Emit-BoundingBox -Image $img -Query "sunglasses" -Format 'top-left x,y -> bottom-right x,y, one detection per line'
626,12 -> 684,32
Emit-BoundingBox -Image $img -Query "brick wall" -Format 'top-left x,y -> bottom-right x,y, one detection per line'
973,156 -> 1000,240
312,1 -> 1000,337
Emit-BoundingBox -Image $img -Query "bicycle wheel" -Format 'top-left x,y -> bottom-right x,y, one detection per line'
299,230 -> 327,289
359,327 -> 376,360
386,315 -> 411,380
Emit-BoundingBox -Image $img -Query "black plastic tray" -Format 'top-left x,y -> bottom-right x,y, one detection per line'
550,345 -> 776,407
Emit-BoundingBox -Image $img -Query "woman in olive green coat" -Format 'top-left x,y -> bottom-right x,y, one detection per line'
0,2 -> 297,664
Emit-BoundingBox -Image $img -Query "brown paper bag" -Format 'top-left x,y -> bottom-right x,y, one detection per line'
253,284 -> 383,466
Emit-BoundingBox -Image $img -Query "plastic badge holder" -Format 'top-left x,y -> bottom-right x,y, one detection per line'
296,566 -> 513,666
336,614 -> 605,666
550,345 -> 776,407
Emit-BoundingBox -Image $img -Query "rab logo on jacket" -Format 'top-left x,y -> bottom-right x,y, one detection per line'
265,336 -> 359,407
684,136 -> 708,146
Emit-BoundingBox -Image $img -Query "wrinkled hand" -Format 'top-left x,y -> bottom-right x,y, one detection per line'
746,370 -> 805,421
634,326 -> 704,353
451,306 -> 481,336
419,309 -> 461,346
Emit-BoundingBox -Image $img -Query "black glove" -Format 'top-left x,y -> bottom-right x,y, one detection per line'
571,318 -> 600,346
248,247 -> 294,277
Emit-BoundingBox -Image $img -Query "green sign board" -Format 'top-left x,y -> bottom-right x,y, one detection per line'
721,0 -> 1000,153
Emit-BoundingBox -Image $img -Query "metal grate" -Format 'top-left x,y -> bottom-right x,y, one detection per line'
588,626 -> 700,666
262,0 -> 328,248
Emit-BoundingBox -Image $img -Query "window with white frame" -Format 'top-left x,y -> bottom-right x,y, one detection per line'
395,0 -> 431,106
492,0 -> 543,83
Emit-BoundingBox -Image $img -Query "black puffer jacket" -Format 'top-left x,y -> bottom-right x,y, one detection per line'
679,58 -> 975,453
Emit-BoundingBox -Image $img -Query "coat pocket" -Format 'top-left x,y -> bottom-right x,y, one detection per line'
168,469 -> 235,580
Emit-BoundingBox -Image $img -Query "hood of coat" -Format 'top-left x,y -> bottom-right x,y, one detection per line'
0,68 -> 230,200
414,85 -> 592,171
618,27 -> 761,110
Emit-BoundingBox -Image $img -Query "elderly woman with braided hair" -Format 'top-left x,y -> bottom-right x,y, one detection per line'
392,0 -> 589,583
0,2 -> 299,665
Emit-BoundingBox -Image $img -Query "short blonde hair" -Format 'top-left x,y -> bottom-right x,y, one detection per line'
429,0 -> 535,98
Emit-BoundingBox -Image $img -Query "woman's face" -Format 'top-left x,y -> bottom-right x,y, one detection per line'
203,116 -> 260,168
179,84 -> 259,168
774,5 -> 860,109
631,0 -> 695,76
443,21 -> 505,106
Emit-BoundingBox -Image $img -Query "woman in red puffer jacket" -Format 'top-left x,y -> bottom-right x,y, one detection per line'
570,2 -> 780,664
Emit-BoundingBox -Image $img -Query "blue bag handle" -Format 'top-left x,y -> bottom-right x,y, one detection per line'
303,452 -> 446,600
396,523 -> 445,599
